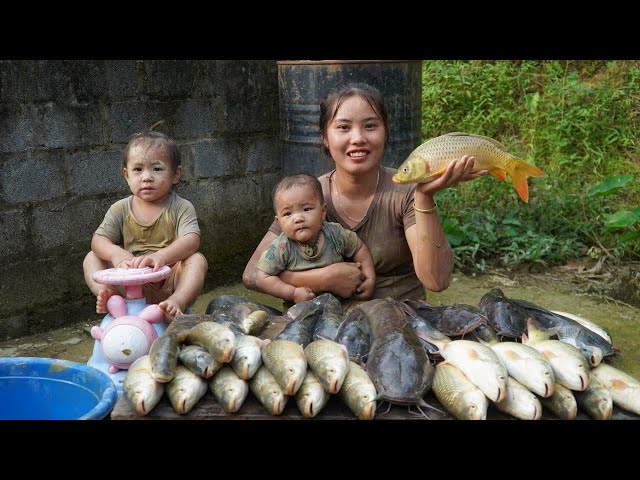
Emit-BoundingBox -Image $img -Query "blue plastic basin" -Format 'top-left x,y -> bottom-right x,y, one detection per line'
0,357 -> 118,420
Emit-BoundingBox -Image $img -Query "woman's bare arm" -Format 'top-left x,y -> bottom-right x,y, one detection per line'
407,155 -> 487,292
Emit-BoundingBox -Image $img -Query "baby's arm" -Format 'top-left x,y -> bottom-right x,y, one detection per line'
128,233 -> 200,271
244,229 -> 363,298
255,269 -> 315,304
351,239 -> 376,300
91,234 -> 134,268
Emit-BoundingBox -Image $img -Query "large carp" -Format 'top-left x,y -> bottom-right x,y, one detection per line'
123,355 -> 165,416
392,132 -> 544,203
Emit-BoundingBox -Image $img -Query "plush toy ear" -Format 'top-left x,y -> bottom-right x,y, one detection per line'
106,295 -> 127,318
139,304 -> 164,323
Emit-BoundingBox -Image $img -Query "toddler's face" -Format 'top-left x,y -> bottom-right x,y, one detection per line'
123,143 -> 181,203
275,184 -> 326,245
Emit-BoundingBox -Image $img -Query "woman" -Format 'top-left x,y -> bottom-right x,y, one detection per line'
243,82 -> 485,305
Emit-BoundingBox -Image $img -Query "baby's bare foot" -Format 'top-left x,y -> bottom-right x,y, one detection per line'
96,288 -> 117,314
158,299 -> 183,323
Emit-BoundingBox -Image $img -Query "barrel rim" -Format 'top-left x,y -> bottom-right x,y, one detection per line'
277,60 -> 421,66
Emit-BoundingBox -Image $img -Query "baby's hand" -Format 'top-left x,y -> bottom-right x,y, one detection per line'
352,277 -> 375,300
293,287 -> 315,304
129,252 -> 166,271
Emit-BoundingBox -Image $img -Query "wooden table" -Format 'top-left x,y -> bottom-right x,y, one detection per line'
111,389 -> 638,420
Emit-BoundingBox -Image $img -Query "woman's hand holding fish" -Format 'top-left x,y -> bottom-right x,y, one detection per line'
416,155 -> 487,197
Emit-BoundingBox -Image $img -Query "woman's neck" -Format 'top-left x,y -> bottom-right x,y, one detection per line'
335,166 -> 380,199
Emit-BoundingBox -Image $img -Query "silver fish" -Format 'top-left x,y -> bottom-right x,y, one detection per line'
210,365 -> 249,413
123,355 -> 165,416
166,365 -> 208,415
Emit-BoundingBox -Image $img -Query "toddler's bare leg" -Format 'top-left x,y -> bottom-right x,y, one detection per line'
158,252 -> 208,322
83,251 -> 124,313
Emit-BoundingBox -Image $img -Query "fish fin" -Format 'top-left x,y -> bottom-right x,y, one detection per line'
506,157 -> 545,203
444,132 -> 509,150
504,350 -> 522,361
426,166 -> 448,179
488,168 -> 508,182
611,379 -> 631,391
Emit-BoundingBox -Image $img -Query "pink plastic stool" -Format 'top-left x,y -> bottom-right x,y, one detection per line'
88,266 -> 172,391
92,265 -> 172,300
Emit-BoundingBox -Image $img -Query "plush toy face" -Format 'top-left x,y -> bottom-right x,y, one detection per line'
100,317 -> 157,366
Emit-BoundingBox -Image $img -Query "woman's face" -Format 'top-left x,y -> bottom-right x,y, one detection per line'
324,95 -> 386,176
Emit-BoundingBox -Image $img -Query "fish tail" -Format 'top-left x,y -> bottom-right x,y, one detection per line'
488,168 -> 508,182
506,158 -> 544,203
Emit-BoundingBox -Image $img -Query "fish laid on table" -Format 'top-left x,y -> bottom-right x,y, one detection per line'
402,300 -> 488,337
334,306 -> 371,365
540,382 -> 577,420
591,363 -> 640,416
479,288 -> 531,338
312,298 -> 345,342
261,339 -> 307,395
574,372 -> 613,420
183,321 -> 236,363
166,365 -> 208,415
493,376 -> 542,420
304,339 -> 350,394
426,336 -> 508,402
123,355 -> 165,416
209,365 -> 249,413
432,363 -> 488,420
551,310 -> 613,345
249,365 -> 288,415
295,370 -> 331,418
358,299 -> 436,409
523,318 -> 590,392
205,294 -> 282,316
340,361 -> 377,420
476,333 -> 555,398
149,332 -> 180,383
512,298 -> 613,364
276,301 -> 321,347
179,344 -> 221,379
230,335 -> 269,380
392,132 -> 544,203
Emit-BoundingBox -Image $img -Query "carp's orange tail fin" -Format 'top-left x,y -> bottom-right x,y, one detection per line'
507,159 -> 544,203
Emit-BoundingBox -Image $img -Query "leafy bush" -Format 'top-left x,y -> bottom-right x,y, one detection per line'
422,60 -> 640,269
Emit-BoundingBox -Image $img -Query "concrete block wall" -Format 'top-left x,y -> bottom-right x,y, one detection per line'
0,60 -> 281,339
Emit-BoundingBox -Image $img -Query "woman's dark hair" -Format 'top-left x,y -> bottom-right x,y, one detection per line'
318,82 -> 389,156
122,120 -> 181,172
272,173 -> 324,213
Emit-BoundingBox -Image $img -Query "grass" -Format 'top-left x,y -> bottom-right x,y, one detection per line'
422,60 -> 640,271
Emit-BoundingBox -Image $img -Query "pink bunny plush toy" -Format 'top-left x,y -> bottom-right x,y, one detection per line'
90,294 -> 164,373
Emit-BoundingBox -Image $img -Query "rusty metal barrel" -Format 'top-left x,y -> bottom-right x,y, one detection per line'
278,60 -> 422,177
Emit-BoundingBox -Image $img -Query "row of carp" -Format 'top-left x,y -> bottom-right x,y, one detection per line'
123,291 -> 640,420
123,310 -> 377,419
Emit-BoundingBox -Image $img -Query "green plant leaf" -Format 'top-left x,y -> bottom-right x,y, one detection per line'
604,210 -> 640,230
618,231 -> 640,243
587,174 -> 634,198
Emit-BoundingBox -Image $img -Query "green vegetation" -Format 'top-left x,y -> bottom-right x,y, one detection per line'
422,60 -> 640,271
